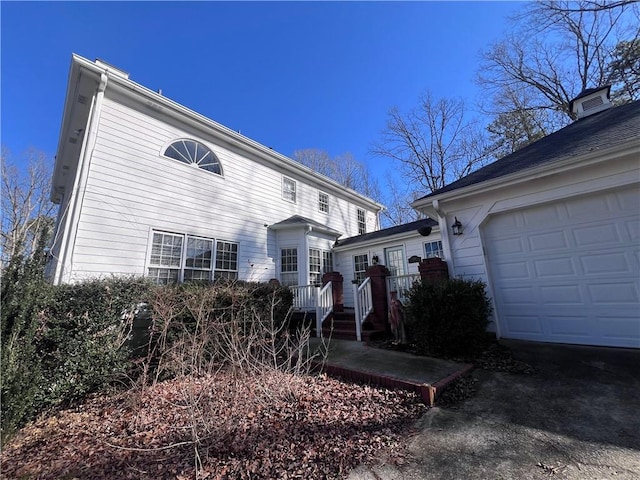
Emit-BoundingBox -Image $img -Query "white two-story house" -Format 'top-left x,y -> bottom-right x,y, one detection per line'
47,55 -> 385,288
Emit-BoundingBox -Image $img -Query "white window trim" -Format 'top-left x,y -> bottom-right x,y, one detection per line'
282,176 -> 297,203
318,191 -> 329,214
424,240 -> 444,259
146,230 -> 239,284
160,138 -> 224,177
353,253 -> 369,283
357,208 -> 366,235
280,246 -> 299,286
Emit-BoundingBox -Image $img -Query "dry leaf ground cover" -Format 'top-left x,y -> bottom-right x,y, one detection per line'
1,370 -> 427,479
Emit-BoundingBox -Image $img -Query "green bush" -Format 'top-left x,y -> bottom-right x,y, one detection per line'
404,277 -> 492,359
36,277 -> 152,406
1,239 -> 51,445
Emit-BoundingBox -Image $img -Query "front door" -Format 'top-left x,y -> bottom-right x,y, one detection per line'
385,246 -> 406,277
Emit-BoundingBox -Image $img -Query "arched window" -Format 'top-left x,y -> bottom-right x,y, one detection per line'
163,139 -> 222,175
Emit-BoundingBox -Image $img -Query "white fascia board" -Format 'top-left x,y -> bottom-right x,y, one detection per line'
332,226 -> 440,253
70,55 -> 384,212
412,140 -> 640,214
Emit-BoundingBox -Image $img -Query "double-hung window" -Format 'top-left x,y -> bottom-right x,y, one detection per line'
147,231 -> 238,284
309,248 -> 322,285
282,177 -> 297,203
357,208 -> 366,235
280,248 -> 298,286
353,254 -> 369,283
148,232 -> 183,284
184,236 -> 214,281
215,241 -> 239,280
318,191 -> 329,213
424,241 -> 444,259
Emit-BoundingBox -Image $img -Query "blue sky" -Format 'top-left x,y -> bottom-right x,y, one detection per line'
2,1 -> 520,183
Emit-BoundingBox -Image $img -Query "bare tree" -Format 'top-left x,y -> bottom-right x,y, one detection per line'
479,0 -> 639,133
1,147 -> 56,264
292,148 -> 381,201
371,92 -> 491,197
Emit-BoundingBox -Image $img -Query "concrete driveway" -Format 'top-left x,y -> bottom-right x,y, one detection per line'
349,340 -> 640,480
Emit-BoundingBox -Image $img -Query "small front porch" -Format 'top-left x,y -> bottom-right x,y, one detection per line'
290,258 -> 449,343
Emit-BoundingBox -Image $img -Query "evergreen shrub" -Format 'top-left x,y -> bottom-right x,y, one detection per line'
404,277 -> 492,359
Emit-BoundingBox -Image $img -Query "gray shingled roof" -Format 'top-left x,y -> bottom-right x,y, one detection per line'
418,100 -> 640,201
334,217 -> 438,248
269,215 -> 341,236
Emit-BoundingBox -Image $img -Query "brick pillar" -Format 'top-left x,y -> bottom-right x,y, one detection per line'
365,265 -> 391,332
322,271 -> 344,312
418,258 -> 449,282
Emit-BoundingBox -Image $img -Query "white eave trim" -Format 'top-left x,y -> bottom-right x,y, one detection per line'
412,140 -> 640,211
69,54 -> 384,212
333,225 -> 441,252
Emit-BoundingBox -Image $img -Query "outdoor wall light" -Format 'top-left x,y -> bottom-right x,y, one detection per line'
451,217 -> 463,236
372,254 -> 379,265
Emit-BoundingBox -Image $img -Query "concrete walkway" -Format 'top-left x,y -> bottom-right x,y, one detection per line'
307,338 -> 472,405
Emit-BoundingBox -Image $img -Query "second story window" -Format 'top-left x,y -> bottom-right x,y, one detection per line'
357,208 -> 366,235
163,139 -> 222,175
318,191 -> 329,213
283,177 -> 297,203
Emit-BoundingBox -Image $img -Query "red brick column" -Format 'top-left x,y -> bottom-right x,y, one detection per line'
418,258 -> 449,282
365,265 -> 391,331
322,271 -> 344,312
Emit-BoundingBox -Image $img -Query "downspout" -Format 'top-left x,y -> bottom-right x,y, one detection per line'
431,199 -> 454,278
54,72 -> 108,284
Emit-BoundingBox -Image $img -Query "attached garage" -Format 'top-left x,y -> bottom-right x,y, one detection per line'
413,88 -> 640,349
483,186 -> 639,348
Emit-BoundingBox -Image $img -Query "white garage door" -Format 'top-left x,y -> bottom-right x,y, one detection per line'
484,186 -> 640,348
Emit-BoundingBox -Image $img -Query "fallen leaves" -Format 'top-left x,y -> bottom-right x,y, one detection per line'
1,369 -> 426,479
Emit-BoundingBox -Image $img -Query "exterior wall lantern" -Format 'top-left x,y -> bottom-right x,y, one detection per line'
451,217 -> 463,236
371,254 -> 379,265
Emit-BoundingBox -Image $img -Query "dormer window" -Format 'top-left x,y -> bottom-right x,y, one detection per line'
163,139 -> 222,175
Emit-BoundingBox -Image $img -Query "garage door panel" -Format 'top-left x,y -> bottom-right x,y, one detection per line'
484,186 -> 640,348
503,314 -> 544,335
528,230 -> 569,251
588,282 -> 639,304
501,286 -> 537,305
580,252 -> 631,274
539,285 -> 583,304
626,218 -> 639,240
546,315 -> 592,337
533,257 -> 577,278
572,224 -> 620,245
494,260 -> 530,280
492,236 -> 525,254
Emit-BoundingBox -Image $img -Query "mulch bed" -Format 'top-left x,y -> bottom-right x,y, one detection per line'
1,370 -> 427,480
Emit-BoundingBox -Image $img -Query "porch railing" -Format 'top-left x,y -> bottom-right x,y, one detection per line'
290,283 -> 333,338
315,281 -> 333,337
291,285 -> 318,310
386,273 -> 421,305
353,277 -> 373,342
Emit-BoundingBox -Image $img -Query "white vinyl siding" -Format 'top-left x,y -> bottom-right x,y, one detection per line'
54,91 -> 379,283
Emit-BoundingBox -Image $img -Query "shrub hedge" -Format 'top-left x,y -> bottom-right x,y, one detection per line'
1,268 -> 294,445
404,277 -> 492,359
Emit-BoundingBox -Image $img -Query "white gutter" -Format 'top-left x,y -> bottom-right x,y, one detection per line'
412,140 -> 640,212
54,72 -> 108,284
